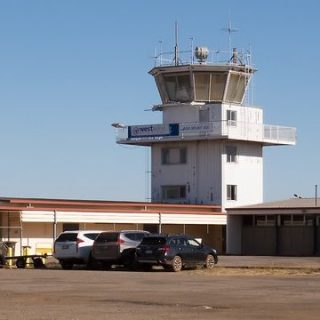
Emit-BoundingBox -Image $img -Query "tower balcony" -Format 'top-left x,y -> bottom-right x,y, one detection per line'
115,121 -> 296,146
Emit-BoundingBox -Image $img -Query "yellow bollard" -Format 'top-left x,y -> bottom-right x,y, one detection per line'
6,247 -> 13,267
23,246 -> 32,268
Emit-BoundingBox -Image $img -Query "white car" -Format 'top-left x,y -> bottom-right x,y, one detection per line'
92,230 -> 149,269
54,230 -> 102,269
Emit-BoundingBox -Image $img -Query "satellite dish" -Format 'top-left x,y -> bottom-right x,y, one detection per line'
195,46 -> 209,63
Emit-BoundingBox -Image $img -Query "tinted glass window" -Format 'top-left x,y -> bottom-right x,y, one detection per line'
162,185 -> 186,200
95,232 -> 119,243
225,73 -> 246,103
135,233 -> 148,241
226,146 -> 237,163
194,73 -> 210,101
169,238 -> 178,246
56,233 -> 77,242
84,233 -> 100,240
161,147 -> 187,165
141,237 -> 166,245
177,238 -> 187,246
125,233 -> 136,241
210,73 -> 227,101
163,74 -> 192,102
187,238 -> 201,248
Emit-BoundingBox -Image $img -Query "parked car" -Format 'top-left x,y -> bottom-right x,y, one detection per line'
54,230 -> 102,269
136,234 -> 218,272
91,230 -> 149,269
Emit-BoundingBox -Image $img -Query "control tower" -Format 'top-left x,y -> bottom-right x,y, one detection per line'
114,44 -> 296,210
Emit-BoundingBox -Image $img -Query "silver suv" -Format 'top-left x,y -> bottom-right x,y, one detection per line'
54,230 -> 102,269
92,230 -> 149,269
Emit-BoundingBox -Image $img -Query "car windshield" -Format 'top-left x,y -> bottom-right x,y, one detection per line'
95,232 -> 119,243
140,237 -> 166,245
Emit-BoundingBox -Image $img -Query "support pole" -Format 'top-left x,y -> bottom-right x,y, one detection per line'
53,210 -> 57,240
158,213 -> 162,234
7,212 -> 10,242
19,211 -> 23,256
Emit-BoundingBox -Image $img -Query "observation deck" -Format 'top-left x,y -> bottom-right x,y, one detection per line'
115,120 -> 296,146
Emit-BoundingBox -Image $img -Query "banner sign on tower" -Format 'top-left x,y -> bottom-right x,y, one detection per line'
128,123 -> 179,138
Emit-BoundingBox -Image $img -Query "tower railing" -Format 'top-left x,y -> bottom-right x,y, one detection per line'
154,48 -> 253,67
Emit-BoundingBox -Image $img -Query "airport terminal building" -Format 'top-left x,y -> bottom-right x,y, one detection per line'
0,197 -> 226,256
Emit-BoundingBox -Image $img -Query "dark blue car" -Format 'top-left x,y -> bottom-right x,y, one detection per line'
136,234 -> 218,272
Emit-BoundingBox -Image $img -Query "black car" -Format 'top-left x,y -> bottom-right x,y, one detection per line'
136,234 -> 218,272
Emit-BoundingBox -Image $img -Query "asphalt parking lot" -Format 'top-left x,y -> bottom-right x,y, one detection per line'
0,256 -> 320,320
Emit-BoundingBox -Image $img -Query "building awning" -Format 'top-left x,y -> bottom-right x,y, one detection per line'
21,210 -> 226,225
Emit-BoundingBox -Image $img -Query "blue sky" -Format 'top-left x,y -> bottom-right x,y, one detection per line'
0,0 -> 319,202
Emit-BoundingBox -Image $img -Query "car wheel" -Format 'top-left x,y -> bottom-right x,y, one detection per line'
205,254 -> 216,270
124,258 -> 138,271
16,257 -> 26,269
0,254 -> 5,267
60,261 -> 73,270
123,250 -> 138,270
33,258 -> 45,269
171,255 -> 183,272
103,262 -> 112,270
87,254 -> 98,270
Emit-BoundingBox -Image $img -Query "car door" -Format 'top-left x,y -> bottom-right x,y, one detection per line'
186,237 -> 206,265
174,237 -> 193,264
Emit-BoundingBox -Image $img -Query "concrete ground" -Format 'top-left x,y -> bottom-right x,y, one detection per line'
0,256 -> 319,320
219,255 -> 320,268
42,254 -> 320,269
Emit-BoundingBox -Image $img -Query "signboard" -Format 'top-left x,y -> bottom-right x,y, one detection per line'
179,122 -> 212,134
128,123 -> 179,138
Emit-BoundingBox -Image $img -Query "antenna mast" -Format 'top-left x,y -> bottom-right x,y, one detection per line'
222,19 -> 238,59
174,21 -> 179,66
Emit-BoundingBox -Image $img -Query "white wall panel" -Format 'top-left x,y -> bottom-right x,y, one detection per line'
151,141 -> 223,205
163,105 -> 199,124
223,141 -> 263,208
21,211 -> 54,222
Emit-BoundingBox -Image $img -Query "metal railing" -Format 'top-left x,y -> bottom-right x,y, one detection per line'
264,125 -> 297,144
115,121 -> 296,145
153,48 -> 253,68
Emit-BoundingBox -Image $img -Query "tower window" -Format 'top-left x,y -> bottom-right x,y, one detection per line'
226,146 -> 237,163
193,72 -> 227,102
161,147 -> 187,165
227,185 -> 237,201
225,72 -> 247,104
227,110 -> 237,126
162,185 -> 186,200
163,74 -> 192,102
